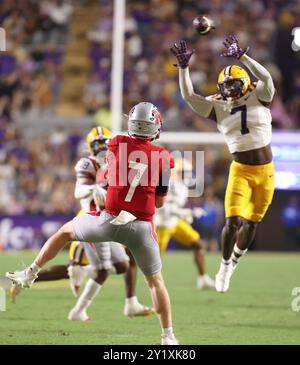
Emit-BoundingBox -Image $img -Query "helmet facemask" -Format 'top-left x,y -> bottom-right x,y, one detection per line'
128,120 -> 161,140
127,102 -> 163,140
218,78 -> 244,99
89,138 -> 109,164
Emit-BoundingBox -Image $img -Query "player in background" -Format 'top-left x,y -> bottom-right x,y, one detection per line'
171,35 -> 275,293
155,159 -> 214,289
6,102 -> 178,345
11,127 -> 154,319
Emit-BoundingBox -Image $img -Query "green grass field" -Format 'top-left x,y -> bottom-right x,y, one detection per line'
0,250 -> 300,345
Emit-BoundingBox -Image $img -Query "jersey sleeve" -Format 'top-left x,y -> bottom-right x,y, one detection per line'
160,149 -> 174,172
74,157 -> 96,200
240,54 -> 275,103
179,67 -> 213,118
74,157 -> 96,180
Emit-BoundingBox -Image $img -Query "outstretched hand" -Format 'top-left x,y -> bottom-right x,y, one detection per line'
170,40 -> 195,68
221,34 -> 249,59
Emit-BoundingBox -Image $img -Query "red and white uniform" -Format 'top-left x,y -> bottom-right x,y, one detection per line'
105,135 -> 174,221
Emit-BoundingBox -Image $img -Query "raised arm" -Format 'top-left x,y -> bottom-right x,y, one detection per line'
171,40 -> 213,118
222,35 -> 275,103
240,54 -> 275,102
179,67 -> 213,117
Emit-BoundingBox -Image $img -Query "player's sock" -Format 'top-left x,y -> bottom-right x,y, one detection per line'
221,258 -> 231,266
73,278 -> 101,313
29,262 -> 41,275
161,327 -> 178,345
162,326 -> 174,336
197,274 -> 215,289
231,244 -> 248,269
124,296 -> 155,316
125,296 -> 140,307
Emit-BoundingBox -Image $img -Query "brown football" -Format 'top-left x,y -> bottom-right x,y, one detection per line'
193,16 -> 215,35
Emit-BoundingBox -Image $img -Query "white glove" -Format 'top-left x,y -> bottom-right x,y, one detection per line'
192,207 -> 207,219
93,185 -> 107,211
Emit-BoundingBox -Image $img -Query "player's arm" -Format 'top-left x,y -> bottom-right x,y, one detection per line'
155,195 -> 166,208
170,40 -> 213,118
179,67 -> 214,117
222,35 -> 275,103
239,54 -> 275,103
155,169 -> 171,208
74,158 -> 96,200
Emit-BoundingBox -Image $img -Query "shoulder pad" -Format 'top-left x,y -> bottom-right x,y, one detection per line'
75,157 -> 96,177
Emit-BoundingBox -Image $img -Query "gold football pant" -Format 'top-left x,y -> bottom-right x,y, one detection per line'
156,219 -> 200,254
225,160 -> 275,222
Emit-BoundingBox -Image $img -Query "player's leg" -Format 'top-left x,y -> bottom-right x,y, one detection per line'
216,162 -> 251,292
68,241 -> 90,297
173,219 -> 214,289
35,265 -> 69,281
122,220 -> 178,345
144,271 -> 177,344
6,212 -> 115,288
156,226 -> 173,255
123,248 -> 155,317
230,219 -> 257,270
68,242 -> 108,321
10,264 -> 69,304
231,163 -> 274,270
220,217 -> 241,260
69,241 -> 129,321
10,241 -> 86,303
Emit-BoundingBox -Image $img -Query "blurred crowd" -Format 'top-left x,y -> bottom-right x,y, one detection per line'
85,0 -> 300,131
1,0 -> 300,246
0,126 -> 82,215
0,0 -> 72,120
0,0 -> 299,127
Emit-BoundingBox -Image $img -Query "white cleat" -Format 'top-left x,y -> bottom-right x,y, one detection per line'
161,334 -> 179,345
197,274 -> 215,289
6,268 -> 38,289
68,307 -> 91,322
215,262 -> 234,293
124,302 -> 156,317
68,265 -> 87,297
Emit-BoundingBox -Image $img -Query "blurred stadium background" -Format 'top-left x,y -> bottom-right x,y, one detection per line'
0,0 -> 300,345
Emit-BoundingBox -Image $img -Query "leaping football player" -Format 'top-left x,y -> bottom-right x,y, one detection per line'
155,160 -> 214,289
171,35 -> 275,292
6,103 -> 178,345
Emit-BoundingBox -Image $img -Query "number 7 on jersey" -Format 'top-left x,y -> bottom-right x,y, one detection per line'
125,161 -> 148,202
231,105 -> 250,135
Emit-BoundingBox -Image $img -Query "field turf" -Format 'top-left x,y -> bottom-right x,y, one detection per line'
0,250 -> 300,345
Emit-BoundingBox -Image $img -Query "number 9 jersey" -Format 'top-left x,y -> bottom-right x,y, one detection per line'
206,88 -> 272,154
105,135 -> 174,221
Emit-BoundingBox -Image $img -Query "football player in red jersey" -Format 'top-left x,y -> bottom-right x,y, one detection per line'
10,127 -> 154,320
6,102 -> 178,345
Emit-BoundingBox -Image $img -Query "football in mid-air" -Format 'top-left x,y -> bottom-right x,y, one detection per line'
193,15 -> 215,35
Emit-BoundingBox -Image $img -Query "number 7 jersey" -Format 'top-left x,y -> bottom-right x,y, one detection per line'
206,88 -> 272,153
105,135 -> 174,221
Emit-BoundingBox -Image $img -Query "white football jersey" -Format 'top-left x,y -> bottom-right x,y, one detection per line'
74,156 -> 98,212
206,88 -> 272,153
154,179 -> 189,228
